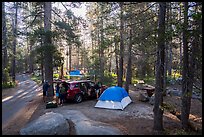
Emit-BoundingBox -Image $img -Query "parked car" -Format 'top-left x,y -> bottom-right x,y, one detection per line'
53,80 -> 106,103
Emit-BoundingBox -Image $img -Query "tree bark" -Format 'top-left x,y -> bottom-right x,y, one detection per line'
40,4 -> 44,83
108,47 -> 112,73
60,63 -> 64,79
167,3 -> 173,76
11,2 -> 18,82
153,2 -> 166,133
114,36 -> 119,85
66,46 -> 69,73
2,2 -> 8,70
118,2 -> 124,87
181,2 -> 192,131
99,3 -> 105,82
179,3 -> 183,74
29,43 -> 34,73
2,2 -> 8,83
44,2 -> 54,97
69,45 -> 72,71
125,15 -> 133,93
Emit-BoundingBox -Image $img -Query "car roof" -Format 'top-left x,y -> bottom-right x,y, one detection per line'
68,80 -> 93,84
53,79 -> 94,84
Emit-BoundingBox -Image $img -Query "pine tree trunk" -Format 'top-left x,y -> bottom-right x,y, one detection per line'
69,45 -> 72,71
77,46 -> 80,69
60,64 -> 63,79
167,3 -> 173,77
2,2 -> 8,83
40,6 -> 44,83
11,2 -> 18,82
118,2 -> 124,87
100,4 -> 104,82
153,2 -> 166,133
44,2 -> 54,97
29,44 -> 34,73
179,4 -> 183,74
114,37 -> 119,85
97,19 -> 101,80
125,17 -> 133,93
181,2 -> 192,131
2,2 -> 8,69
108,47 -> 112,73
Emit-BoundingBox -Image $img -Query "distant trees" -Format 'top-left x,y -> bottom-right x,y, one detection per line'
1,2 -> 202,133
152,2 -> 202,133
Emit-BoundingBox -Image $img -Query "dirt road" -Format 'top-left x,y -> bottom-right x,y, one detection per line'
2,74 -> 42,133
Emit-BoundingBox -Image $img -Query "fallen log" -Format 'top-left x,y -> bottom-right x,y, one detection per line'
172,113 -> 202,133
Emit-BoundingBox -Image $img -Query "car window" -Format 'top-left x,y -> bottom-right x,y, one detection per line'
85,82 -> 90,89
70,83 -> 75,90
89,82 -> 95,87
74,83 -> 79,88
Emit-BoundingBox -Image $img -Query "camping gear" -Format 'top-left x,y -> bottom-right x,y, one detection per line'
46,101 -> 58,109
94,86 -> 132,110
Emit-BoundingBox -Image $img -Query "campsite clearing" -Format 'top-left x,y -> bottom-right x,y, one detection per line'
3,85 -> 202,135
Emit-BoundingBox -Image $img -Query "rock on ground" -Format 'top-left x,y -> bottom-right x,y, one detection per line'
138,92 -> 149,102
52,109 -> 123,135
20,112 -> 69,135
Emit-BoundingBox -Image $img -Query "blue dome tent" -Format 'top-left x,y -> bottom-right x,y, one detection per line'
69,70 -> 81,76
95,86 -> 132,110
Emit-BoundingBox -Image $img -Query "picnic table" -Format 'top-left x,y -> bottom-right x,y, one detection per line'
142,87 -> 155,97
136,84 -> 155,97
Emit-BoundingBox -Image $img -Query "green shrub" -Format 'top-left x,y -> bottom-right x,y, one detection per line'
64,75 -> 70,79
132,78 -> 139,84
171,70 -> 182,79
2,68 -> 11,83
111,73 -> 117,77
2,81 -> 16,89
143,77 -> 155,85
53,73 -> 59,78
103,72 -> 116,86
31,74 -> 42,84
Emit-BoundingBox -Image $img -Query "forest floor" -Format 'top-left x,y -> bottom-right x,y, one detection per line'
2,83 -> 202,135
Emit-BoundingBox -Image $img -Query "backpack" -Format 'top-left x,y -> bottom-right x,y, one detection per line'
60,87 -> 66,94
46,101 -> 58,109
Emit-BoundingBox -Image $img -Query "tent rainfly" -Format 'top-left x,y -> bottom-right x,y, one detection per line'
94,86 -> 132,110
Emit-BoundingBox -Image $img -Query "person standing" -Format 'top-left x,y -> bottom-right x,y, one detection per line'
55,83 -> 60,105
42,81 -> 49,102
59,83 -> 66,105
94,81 -> 102,99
